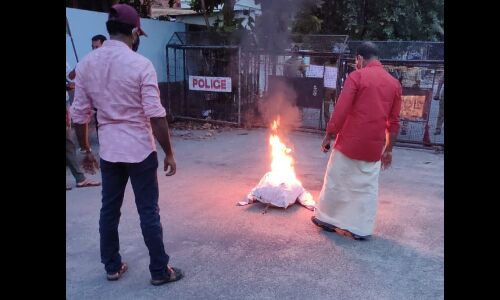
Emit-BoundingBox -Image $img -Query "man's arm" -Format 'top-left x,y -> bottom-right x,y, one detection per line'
321,72 -> 359,152
385,130 -> 398,153
141,62 -> 176,175
70,64 -> 99,173
66,62 -> 76,91
386,86 -> 402,151
74,123 -> 91,151
382,85 -> 402,169
66,62 -> 76,81
150,117 -> 174,157
70,65 -> 93,151
326,72 -> 359,136
150,117 -> 175,175
68,69 -> 76,81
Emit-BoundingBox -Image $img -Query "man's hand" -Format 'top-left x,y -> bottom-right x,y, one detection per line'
381,151 -> 392,170
81,153 -> 99,174
151,117 -> 176,176
321,134 -> 334,153
164,155 -> 176,176
66,82 -> 75,91
68,69 -> 76,80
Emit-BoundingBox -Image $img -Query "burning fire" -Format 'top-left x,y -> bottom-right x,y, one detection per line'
267,118 -> 302,187
240,116 -> 315,211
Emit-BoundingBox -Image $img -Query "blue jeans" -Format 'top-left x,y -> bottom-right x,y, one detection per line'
99,151 -> 169,280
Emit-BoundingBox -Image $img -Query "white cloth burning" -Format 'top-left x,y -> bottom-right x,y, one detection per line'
238,117 -> 315,211
239,172 -> 315,210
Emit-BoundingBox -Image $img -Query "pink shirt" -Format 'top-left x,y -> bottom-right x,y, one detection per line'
71,40 -> 166,163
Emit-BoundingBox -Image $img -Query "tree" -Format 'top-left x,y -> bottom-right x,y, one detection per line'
199,0 -> 211,28
190,0 -> 239,30
292,0 -> 324,34
294,0 -> 443,41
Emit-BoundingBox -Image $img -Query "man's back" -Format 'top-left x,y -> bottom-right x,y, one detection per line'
350,62 -> 401,124
329,60 -> 402,161
71,40 -> 166,163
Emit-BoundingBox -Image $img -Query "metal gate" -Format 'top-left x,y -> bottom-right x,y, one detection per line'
166,32 -> 241,124
165,34 -> 444,146
337,41 -> 444,146
166,32 -> 349,129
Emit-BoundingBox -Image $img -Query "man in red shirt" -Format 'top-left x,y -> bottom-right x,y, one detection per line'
311,42 -> 402,240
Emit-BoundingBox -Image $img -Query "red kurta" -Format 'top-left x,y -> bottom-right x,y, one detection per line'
327,60 -> 402,162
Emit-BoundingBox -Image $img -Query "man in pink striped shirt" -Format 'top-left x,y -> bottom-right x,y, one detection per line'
70,4 -> 183,285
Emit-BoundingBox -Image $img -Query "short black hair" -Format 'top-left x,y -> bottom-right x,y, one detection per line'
92,34 -> 107,43
106,20 -> 134,36
356,42 -> 379,60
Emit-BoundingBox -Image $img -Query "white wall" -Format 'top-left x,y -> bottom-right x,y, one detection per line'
66,8 -> 185,82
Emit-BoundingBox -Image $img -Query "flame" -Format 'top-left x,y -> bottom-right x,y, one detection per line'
267,117 -> 302,186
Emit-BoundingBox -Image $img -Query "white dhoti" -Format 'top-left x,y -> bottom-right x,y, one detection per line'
315,150 -> 381,237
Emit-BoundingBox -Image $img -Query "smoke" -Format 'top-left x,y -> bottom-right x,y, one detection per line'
258,79 -> 301,130
242,1 -> 321,129
242,78 -> 301,131
252,0 -> 304,53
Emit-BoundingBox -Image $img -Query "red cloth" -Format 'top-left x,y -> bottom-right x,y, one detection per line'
327,60 -> 402,162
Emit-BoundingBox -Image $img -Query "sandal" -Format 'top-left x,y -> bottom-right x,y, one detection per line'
333,227 -> 367,241
151,266 -> 184,286
311,216 -> 336,232
76,179 -> 101,188
107,262 -> 128,281
311,216 -> 367,241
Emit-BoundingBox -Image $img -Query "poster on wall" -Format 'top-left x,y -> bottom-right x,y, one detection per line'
306,65 -> 324,78
323,66 -> 338,89
400,88 -> 432,121
305,65 -> 338,89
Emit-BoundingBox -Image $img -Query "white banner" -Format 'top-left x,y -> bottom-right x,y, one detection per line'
188,76 -> 232,93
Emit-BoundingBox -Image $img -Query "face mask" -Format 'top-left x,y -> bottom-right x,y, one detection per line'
132,36 -> 140,52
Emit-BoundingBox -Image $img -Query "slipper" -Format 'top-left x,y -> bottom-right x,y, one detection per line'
311,216 -> 367,241
151,266 -> 184,286
107,263 -> 128,281
311,216 -> 336,232
76,179 -> 101,188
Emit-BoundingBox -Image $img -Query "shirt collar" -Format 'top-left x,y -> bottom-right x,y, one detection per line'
102,40 -> 130,49
366,60 -> 383,68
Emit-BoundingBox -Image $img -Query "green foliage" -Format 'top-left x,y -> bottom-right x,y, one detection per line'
294,0 -> 443,41
190,0 -> 443,40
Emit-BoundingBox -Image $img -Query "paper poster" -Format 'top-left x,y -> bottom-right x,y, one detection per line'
324,66 -> 338,89
400,95 -> 427,120
306,64 -> 324,78
399,89 -> 432,121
